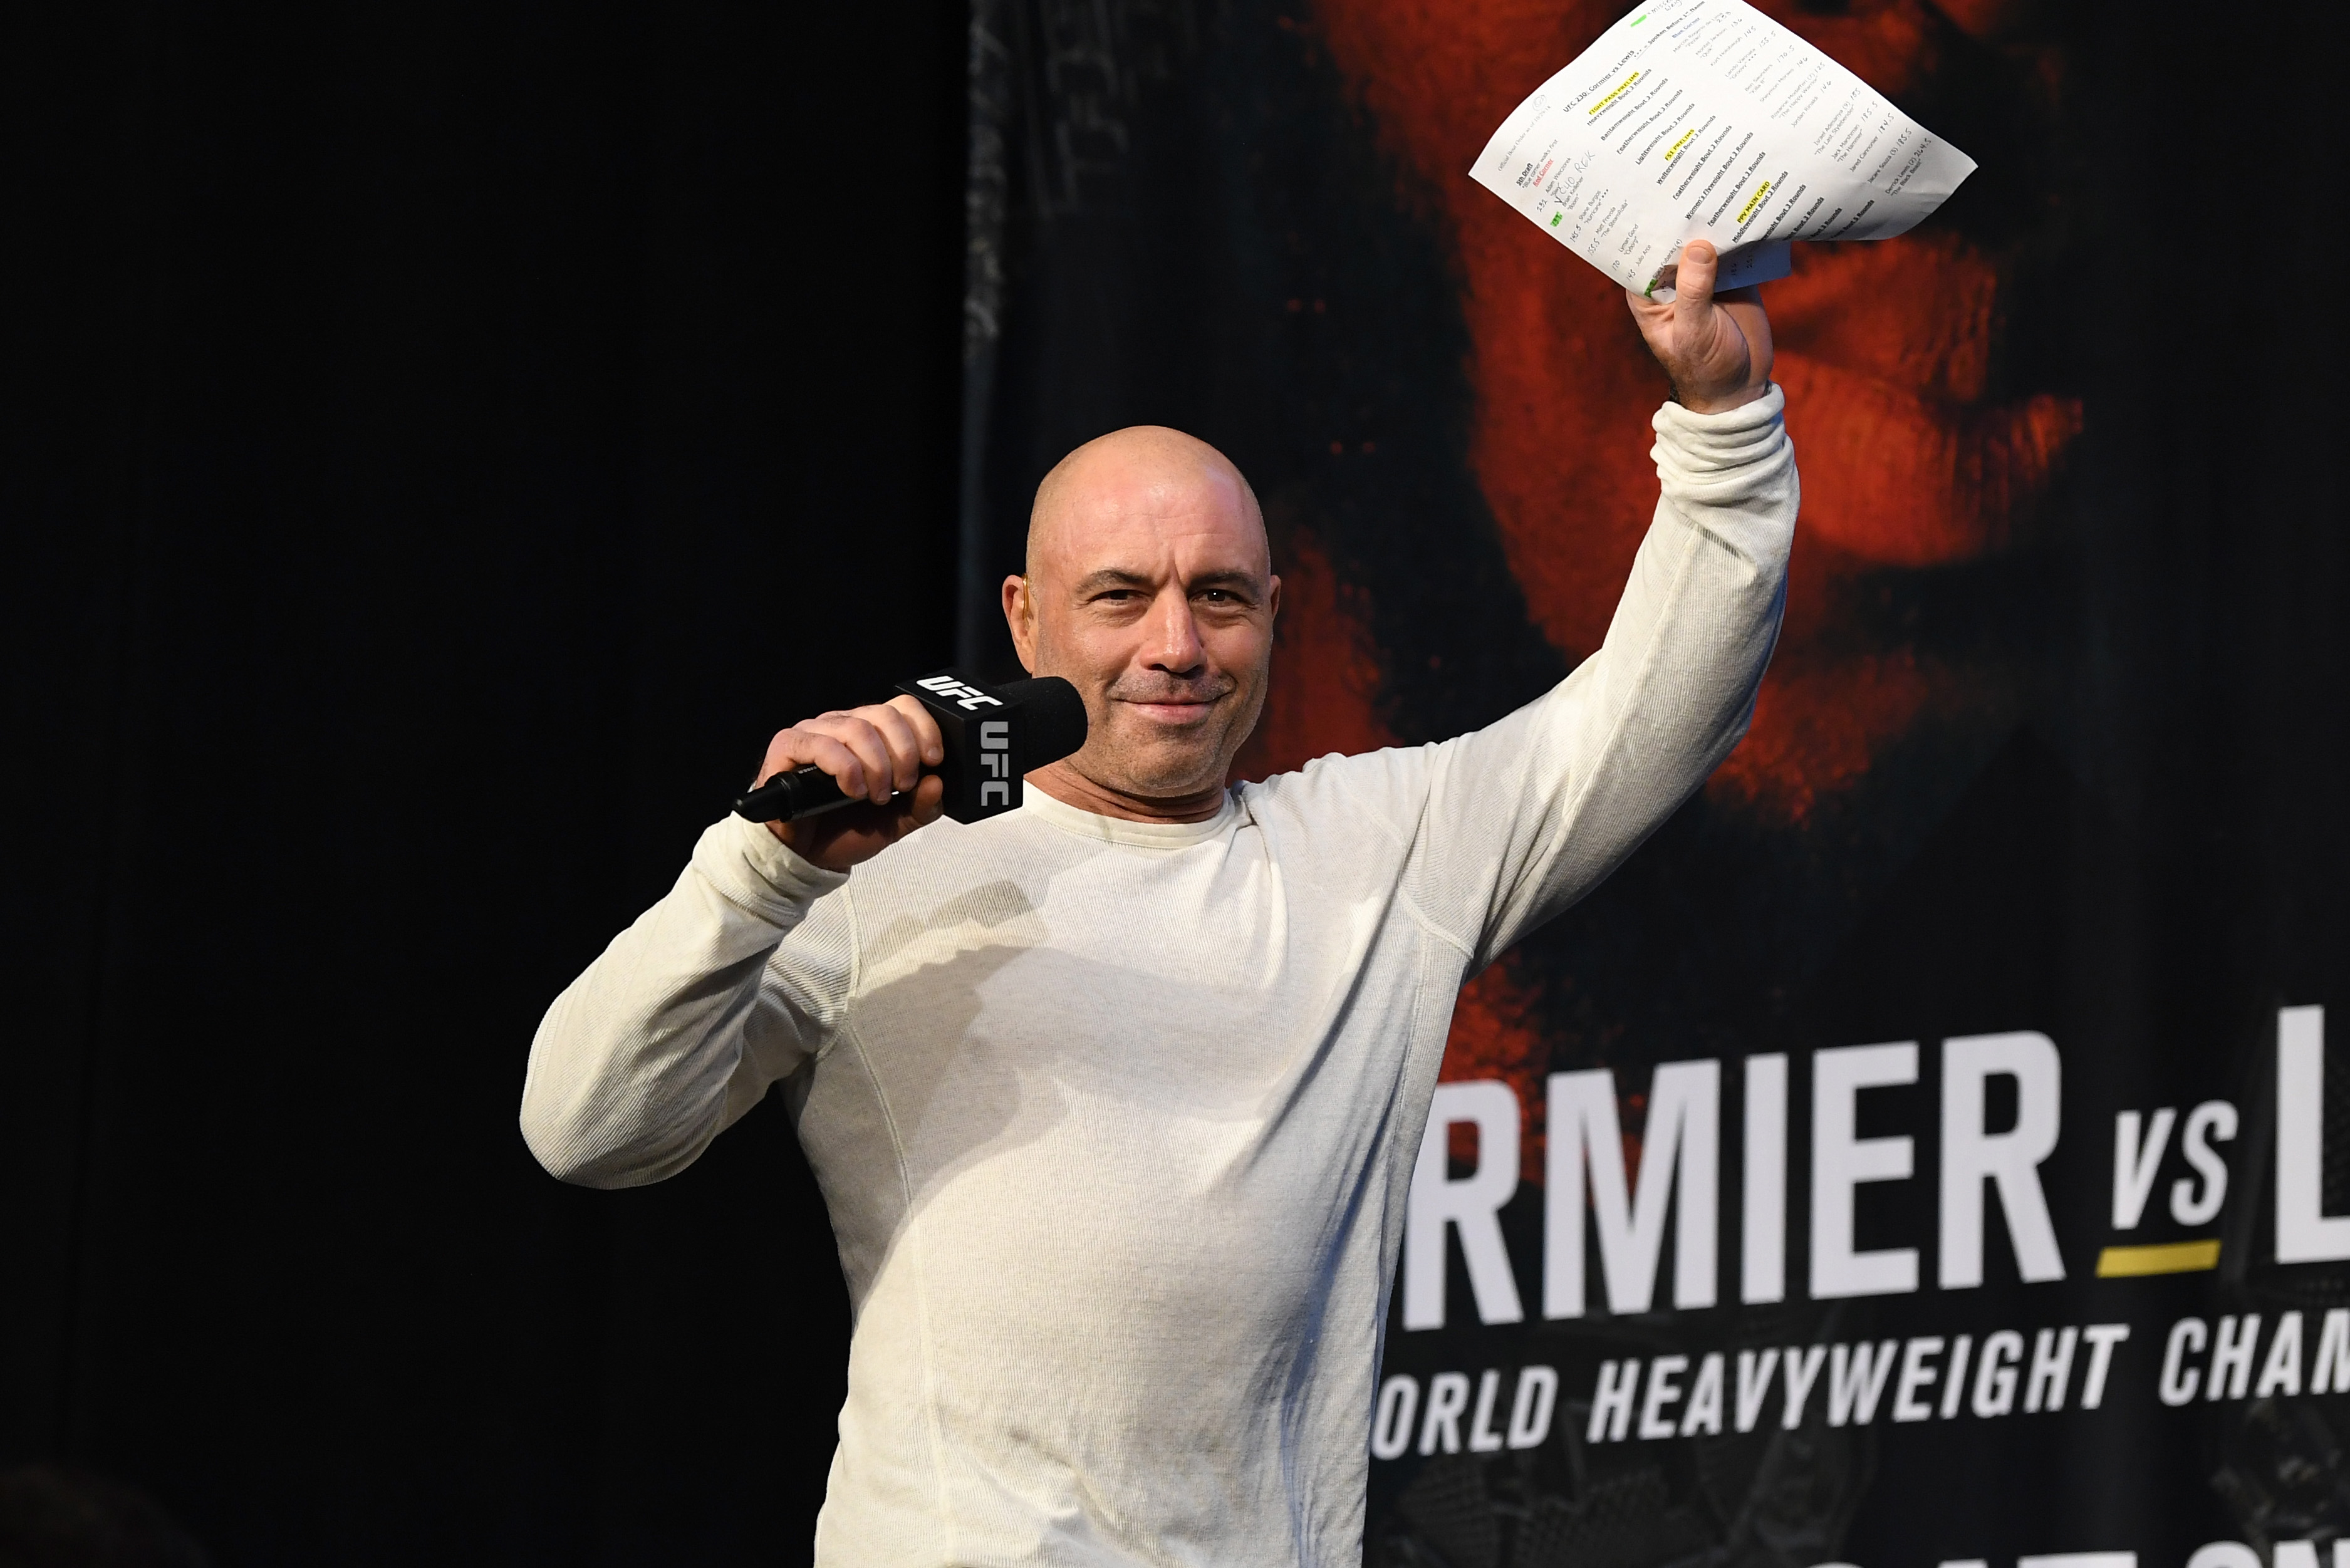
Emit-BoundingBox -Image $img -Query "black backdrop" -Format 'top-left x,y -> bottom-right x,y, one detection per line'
4,3 -> 962,1560
11,0 -> 2350,1564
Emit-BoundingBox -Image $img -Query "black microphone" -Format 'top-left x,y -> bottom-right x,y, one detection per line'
733,669 -> 1088,826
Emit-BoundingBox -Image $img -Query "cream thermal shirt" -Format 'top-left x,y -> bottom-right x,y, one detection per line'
522,390 -> 1798,1566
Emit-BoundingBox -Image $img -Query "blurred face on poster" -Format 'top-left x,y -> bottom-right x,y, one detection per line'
1276,0 -> 2078,829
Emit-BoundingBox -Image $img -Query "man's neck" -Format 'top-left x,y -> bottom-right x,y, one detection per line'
1025,760 -> 1228,824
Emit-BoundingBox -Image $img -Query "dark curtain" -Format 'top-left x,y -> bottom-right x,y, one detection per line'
3,3 -> 962,1560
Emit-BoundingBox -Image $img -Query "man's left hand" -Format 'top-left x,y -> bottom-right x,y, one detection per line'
1625,240 -> 1773,414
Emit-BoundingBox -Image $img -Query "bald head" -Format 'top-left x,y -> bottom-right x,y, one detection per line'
1003,425 -> 1281,820
1026,426 -> 1267,582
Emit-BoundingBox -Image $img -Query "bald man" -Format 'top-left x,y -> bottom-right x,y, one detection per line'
523,245 -> 1797,1564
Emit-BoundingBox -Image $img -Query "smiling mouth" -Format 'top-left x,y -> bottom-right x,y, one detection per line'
1119,695 -> 1224,725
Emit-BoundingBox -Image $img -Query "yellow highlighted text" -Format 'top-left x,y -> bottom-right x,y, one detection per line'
1589,73 -> 1643,117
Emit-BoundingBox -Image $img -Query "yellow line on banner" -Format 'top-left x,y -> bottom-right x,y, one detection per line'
2095,1240 -> 2221,1277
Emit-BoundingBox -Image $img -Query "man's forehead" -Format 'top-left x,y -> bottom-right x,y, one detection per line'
1029,427 -> 1267,576
1035,507 -> 1270,588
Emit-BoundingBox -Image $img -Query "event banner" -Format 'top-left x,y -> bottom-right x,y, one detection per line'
959,1 -> 2350,1565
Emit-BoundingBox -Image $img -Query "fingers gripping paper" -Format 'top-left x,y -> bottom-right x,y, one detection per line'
1470,0 -> 1976,294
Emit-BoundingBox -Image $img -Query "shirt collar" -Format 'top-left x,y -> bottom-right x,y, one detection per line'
1017,785 -> 1239,849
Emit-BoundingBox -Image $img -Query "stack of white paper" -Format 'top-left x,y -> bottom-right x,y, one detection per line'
1470,0 -> 1975,294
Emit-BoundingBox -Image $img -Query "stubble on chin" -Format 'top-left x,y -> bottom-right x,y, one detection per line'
1091,700 -> 1254,797
1095,729 -> 1224,797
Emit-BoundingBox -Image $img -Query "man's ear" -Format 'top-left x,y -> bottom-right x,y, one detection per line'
1001,574 -> 1038,674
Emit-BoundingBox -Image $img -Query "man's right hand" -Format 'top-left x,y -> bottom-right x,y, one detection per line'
752,695 -> 946,871
1624,239 -> 1773,414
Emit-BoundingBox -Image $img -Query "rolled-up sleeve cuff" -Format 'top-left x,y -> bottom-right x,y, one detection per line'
690,813 -> 849,925
1649,385 -> 1797,564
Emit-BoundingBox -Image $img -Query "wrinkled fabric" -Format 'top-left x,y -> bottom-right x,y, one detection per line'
523,391 -> 1797,1565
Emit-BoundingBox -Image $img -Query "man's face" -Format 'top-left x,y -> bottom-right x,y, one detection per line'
1007,431 -> 1282,802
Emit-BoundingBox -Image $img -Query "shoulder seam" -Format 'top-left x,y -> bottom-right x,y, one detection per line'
1321,751 -> 1477,960
806,883 -> 863,1065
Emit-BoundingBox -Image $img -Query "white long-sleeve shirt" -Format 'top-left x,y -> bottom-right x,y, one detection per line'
522,390 -> 1797,1566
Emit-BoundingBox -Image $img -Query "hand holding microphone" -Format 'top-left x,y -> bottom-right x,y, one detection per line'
740,670 -> 1087,872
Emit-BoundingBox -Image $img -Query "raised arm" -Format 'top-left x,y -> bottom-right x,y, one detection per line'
1431,384 -> 1794,966
1332,243 -> 1796,965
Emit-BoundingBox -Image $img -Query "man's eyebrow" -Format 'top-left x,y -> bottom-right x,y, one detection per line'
1069,565 -> 1267,595
1071,568 -> 1154,594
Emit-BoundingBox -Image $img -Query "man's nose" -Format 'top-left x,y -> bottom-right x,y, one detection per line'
1145,586 -> 1205,673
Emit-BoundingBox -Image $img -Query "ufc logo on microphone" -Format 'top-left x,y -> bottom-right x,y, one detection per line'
980,720 -> 1011,806
915,675 -> 1004,711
